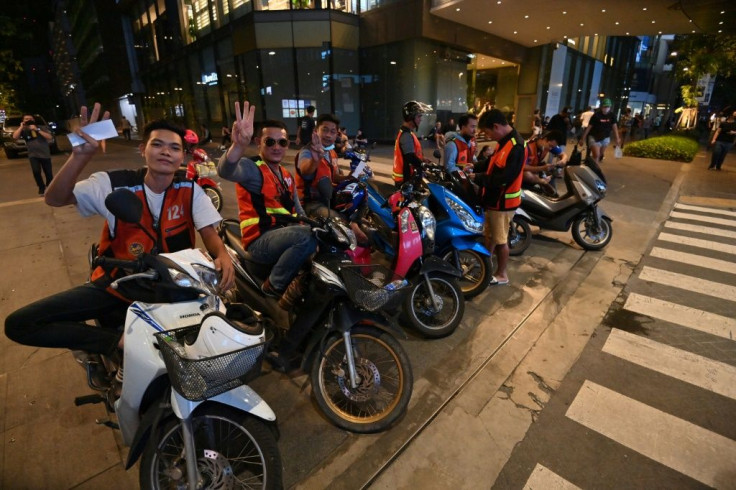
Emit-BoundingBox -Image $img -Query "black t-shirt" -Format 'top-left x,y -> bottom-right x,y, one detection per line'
298,116 -> 315,143
547,114 -> 570,144
588,111 -> 618,141
715,121 -> 736,144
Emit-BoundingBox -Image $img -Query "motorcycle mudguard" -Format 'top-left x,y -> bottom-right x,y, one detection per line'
419,255 -> 463,278
171,385 -> 276,422
448,237 -> 491,256
198,177 -> 220,189
596,206 -> 612,222
125,390 -> 168,469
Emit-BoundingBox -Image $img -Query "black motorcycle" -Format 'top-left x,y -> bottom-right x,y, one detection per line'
219,216 -> 413,433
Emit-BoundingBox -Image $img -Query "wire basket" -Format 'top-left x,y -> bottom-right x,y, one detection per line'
155,325 -> 266,401
340,264 -> 407,312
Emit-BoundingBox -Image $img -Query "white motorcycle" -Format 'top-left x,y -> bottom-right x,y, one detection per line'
76,188 -> 282,490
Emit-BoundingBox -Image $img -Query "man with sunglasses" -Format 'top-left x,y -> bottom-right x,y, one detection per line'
218,102 -> 316,309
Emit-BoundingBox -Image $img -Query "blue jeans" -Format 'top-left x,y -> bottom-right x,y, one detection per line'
709,141 -> 733,169
247,225 -> 317,291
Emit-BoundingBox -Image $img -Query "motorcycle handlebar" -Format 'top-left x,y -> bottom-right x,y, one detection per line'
94,256 -> 145,272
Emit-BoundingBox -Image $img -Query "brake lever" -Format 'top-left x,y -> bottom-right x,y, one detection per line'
110,270 -> 158,289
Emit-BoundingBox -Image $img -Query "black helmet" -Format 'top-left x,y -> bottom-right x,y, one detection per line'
402,101 -> 433,121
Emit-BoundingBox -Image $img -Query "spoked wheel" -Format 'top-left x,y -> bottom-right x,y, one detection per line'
508,216 -> 532,256
204,185 -> 224,212
403,273 -> 464,338
441,250 -> 492,299
571,213 -> 613,250
140,405 -> 282,490
311,326 -> 413,433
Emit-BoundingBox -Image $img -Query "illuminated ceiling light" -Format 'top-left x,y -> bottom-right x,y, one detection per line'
534,39 -> 538,43
488,20 -> 493,23
580,23 -> 584,26
390,61 -> 397,64
524,15 -> 529,19
497,1 -> 501,4
626,32 -> 630,35
268,51 -> 275,55
456,7 -> 460,11
513,31 -> 518,34
721,10 -> 725,14
719,21 -> 724,24
642,7 -> 647,10
546,26 -> 551,29
615,21 -> 620,25
601,9 -> 606,12
658,31 -> 662,34
652,20 -> 656,23
718,30 -> 723,33
562,11 -> 567,14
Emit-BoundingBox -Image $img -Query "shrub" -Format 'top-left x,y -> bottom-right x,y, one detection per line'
623,135 -> 699,162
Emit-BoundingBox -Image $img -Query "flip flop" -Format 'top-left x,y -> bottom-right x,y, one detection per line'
490,276 -> 510,286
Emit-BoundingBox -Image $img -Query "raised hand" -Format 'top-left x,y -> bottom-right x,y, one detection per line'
232,101 -> 255,149
72,103 -> 111,157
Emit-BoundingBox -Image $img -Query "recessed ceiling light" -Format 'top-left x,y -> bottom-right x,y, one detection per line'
652,20 -> 655,23
546,26 -> 551,29
497,1 -> 501,4
488,20 -> 493,24
642,7 -> 647,10
456,7 -> 460,11
601,9 -> 606,12
719,30 -> 723,33
658,31 -> 662,34
534,39 -> 538,43
719,21 -> 724,24
721,10 -> 725,14
513,31 -> 517,34
615,21 -> 620,25
626,32 -> 630,35
580,23 -> 584,26
524,15 -> 529,19
562,11 -> 567,14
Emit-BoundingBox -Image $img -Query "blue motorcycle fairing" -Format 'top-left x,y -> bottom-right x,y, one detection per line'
447,236 -> 491,256
427,182 -> 483,222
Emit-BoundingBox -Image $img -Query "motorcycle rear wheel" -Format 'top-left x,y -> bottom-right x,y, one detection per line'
203,185 -> 224,212
311,326 -> 413,433
404,273 -> 464,337
140,405 -> 282,490
508,216 -> 532,256
572,214 -> 613,250
441,250 -> 492,299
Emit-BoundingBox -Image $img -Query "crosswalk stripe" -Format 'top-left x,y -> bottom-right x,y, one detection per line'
639,266 -> 736,302
669,211 -> 736,228
603,329 -> 736,400
675,202 -> 736,218
650,247 -> 736,275
657,232 -> 736,256
623,293 -> 736,340
523,464 -> 581,490
566,380 -> 736,489
664,220 -> 736,240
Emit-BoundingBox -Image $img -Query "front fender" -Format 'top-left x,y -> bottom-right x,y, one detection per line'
419,255 -> 463,278
198,177 -> 220,189
447,237 -> 491,256
171,386 -> 276,422
595,205 -> 612,222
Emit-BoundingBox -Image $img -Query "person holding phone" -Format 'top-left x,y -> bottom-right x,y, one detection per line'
12,115 -> 54,195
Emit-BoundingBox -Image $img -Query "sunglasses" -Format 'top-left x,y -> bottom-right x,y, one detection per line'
264,137 -> 289,148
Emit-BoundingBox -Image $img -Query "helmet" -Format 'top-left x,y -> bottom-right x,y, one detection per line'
192,148 -> 209,163
184,129 -> 199,145
402,101 -> 433,121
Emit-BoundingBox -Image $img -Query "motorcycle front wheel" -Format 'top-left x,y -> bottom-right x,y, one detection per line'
311,326 -> 413,433
441,250 -> 492,299
404,272 -> 464,337
508,216 -> 532,256
571,213 -> 613,250
203,185 -> 224,212
140,405 -> 282,490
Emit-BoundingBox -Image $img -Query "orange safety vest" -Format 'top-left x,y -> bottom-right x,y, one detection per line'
91,169 -> 195,300
481,135 -> 526,211
295,148 -> 338,203
237,160 -> 297,249
448,135 -> 477,168
393,127 -> 423,184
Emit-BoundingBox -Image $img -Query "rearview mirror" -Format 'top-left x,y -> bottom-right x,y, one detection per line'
433,149 -> 442,159
105,188 -> 142,224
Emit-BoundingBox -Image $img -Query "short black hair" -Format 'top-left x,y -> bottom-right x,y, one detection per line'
142,120 -> 186,144
317,113 -> 340,127
478,109 -> 508,129
542,130 -> 564,144
458,113 -> 478,128
256,119 -> 288,135
306,105 -> 316,113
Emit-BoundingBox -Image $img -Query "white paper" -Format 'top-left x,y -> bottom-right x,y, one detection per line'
351,160 -> 366,178
67,119 -> 119,147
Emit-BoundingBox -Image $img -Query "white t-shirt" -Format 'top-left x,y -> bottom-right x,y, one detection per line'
73,171 -> 222,236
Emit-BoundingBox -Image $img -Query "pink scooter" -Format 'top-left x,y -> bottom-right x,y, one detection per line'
177,132 -> 224,211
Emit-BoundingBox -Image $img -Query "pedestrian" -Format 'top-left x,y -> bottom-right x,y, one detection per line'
474,109 -> 525,286
619,108 -> 632,147
296,105 -> 316,146
579,98 -> 621,163
475,145 -> 493,173
641,114 -> 652,139
444,113 -> 478,173
546,107 -> 572,154
708,110 -> 736,171
393,100 -> 432,186
221,124 -> 232,147
353,128 -> 368,149
5,103 -> 234,361
427,121 -> 445,150
200,123 -> 212,143
12,114 -> 54,195
532,109 -> 543,136
121,116 -> 132,140
443,117 -> 458,134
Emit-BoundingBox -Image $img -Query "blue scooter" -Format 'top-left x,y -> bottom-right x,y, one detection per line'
338,151 -> 492,299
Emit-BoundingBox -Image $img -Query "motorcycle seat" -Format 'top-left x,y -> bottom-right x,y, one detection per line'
221,220 -> 275,279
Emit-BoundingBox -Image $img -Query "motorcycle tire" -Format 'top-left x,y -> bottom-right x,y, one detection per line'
203,185 -> 224,212
441,250 -> 492,299
311,326 -> 413,434
508,216 -> 532,256
571,214 -> 613,251
140,405 -> 282,490
403,272 -> 464,338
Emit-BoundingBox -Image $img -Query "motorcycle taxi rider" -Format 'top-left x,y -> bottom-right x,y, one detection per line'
524,130 -> 569,197
5,103 -> 234,361
217,101 -> 317,311
393,100 -> 433,187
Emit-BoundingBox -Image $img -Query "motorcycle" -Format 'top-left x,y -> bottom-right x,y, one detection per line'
219,215 -> 414,434
177,147 -> 224,212
75,188 -> 282,489
516,159 -> 613,250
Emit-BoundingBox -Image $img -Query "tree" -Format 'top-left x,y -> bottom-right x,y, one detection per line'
672,34 -> 736,108
0,15 -> 30,113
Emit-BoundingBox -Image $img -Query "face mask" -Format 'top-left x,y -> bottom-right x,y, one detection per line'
323,144 -> 335,151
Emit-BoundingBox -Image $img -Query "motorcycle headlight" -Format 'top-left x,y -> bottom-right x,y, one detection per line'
418,206 -> 436,241
595,180 -> 607,195
169,264 -> 219,295
445,197 -> 484,233
333,220 -> 357,250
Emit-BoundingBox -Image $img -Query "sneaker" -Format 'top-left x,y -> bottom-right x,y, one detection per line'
261,278 -> 281,298
278,274 -> 306,309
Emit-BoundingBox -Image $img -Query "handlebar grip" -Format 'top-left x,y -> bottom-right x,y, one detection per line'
94,256 -> 143,272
